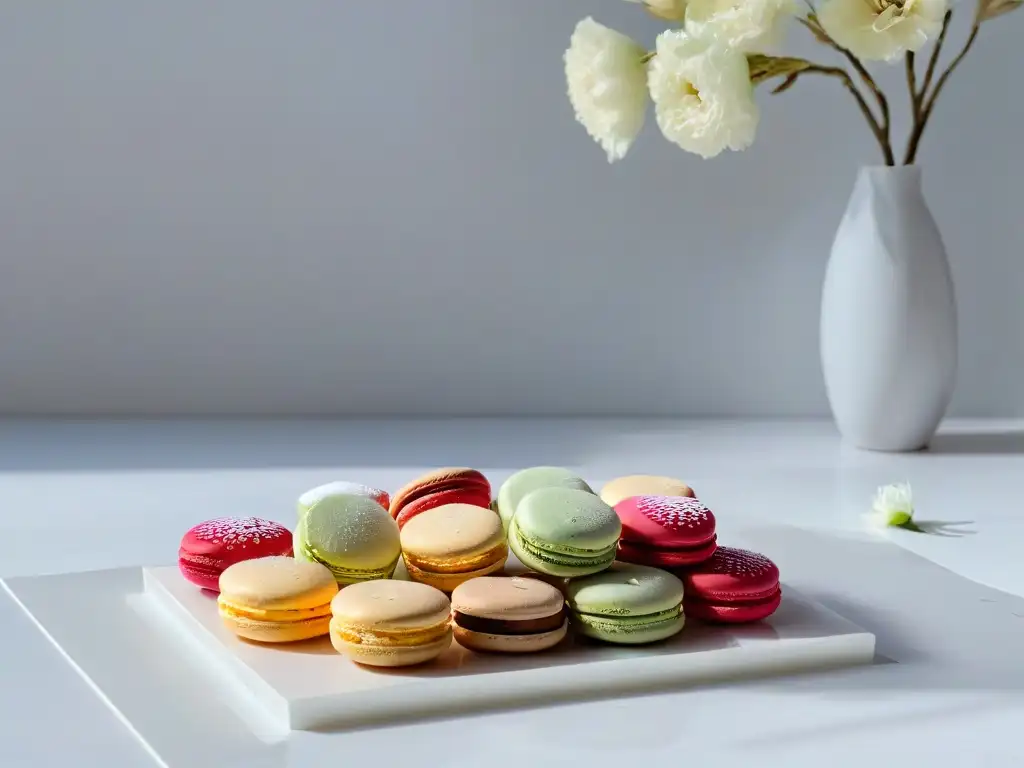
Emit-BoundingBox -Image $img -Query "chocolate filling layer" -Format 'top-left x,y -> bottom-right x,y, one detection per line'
454,609 -> 566,636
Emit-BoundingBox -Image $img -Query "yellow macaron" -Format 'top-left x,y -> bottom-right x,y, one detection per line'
399,503 -> 508,593
329,579 -> 453,667
217,556 -> 339,643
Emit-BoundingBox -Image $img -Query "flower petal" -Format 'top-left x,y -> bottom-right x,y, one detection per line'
565,18 -> 649,163
648,30 -> 759,159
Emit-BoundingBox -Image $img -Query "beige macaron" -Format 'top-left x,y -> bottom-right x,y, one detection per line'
450,576 -> 568,653
599,475 -> 695,507
217,556 -> 338,643
329,579 -> 453,667
400,503 -> 507,592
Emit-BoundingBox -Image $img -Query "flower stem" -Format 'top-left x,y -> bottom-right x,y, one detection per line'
905,52 -> 917,116
904,17 -> 980,164
804,65 -> 893,164
919,10 -> 953,102
798,16 -> 895,165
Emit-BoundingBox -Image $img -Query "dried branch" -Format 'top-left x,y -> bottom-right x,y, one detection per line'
905,53 -> 916,114
979,0 -> 1024,18
762,60 -> 892,164
798,15 -> 894,165
919,10 -> 953,104
904,21 -> 981,164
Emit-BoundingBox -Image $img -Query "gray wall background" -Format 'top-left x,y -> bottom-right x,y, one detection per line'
1,1 -> 1021,417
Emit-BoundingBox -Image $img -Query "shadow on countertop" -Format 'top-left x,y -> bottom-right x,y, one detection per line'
926,428 -> 1024,455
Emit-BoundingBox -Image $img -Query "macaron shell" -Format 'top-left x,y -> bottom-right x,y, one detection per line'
615,496 -> 717,549
514,571 -> 570,595
685,586 -> 782,623
330,579 -> 452,632
400,504 -> 506,562
514,487 -> 621,553
679,546 -> 781,603
496,466 -> 594,531
395,486 -> 492,529
297,482 -> 390,517
454,619 -> 567,653
389,468 -> 491,518
572,608 -> 685,645
566,562 -> 685,617
297,495 -> 401,583
217,556 -> 339,611
329,580 -> 453,667
450,576 -> 564,622
600,475 -> 695,507
403,555 -> 506,593
509,519 -> 617,578
177,560 -> 222,591
178,517 -> 293,591
330,627 -> 453,667
222,613 -> 332,643
617,536 -> 718,567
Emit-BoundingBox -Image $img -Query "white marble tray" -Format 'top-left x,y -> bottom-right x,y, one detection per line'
2,548 -> 877,767
142,564 -> 877,733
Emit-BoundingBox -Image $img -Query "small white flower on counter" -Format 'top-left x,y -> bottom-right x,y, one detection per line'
870,482 -> 915,527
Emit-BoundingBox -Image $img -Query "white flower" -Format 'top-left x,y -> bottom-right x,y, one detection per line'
623,0 -> 688,21
564,17 -> 649,163
685,0 -> 799,53
647,30 -> 759,159
817,0 -> 948,62
868,482 -> 915,528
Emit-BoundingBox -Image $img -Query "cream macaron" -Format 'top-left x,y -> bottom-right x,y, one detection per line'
329,580 -> 453,667
399,503 -> 507,592
217,556 -> 339,643
599,475 -> 695,507
450,576 -> 567,653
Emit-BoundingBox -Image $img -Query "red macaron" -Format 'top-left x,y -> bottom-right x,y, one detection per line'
389,468 -> 491,529
178,517 -> 293,592
679,546 -> 782,623
614,495 -> 718,567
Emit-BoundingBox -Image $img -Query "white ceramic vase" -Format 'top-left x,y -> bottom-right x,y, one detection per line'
820,165 -> 957,452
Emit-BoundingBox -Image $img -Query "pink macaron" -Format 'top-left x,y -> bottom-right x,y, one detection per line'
679,546 -> 782,623
614,495 -> 718,567
178,517 -> 293,592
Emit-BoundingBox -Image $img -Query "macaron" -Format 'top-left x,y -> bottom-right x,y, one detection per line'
389,468 -> 492,529
217,556 -> 338,643
496,466 -> 594,532
600,475 -> 695,507
297,481 -> 390,522
566,562 -> 685,645
614,495 -> 718,567
178,517 -> 293,592
329,579 -> 453,667
679,546 -> 782,623
399,503 -> 508,592
295,494 -> 401,585
508,487 -> 621,577
451,576 -> 567,653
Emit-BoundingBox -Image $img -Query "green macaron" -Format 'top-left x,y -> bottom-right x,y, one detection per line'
508,486 -> 620,577
566,562 -> 685,645
497,467 -> 594,533
294,494 -> 401,585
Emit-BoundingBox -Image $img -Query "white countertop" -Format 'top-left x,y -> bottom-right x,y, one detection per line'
2,418 -> 1023,767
